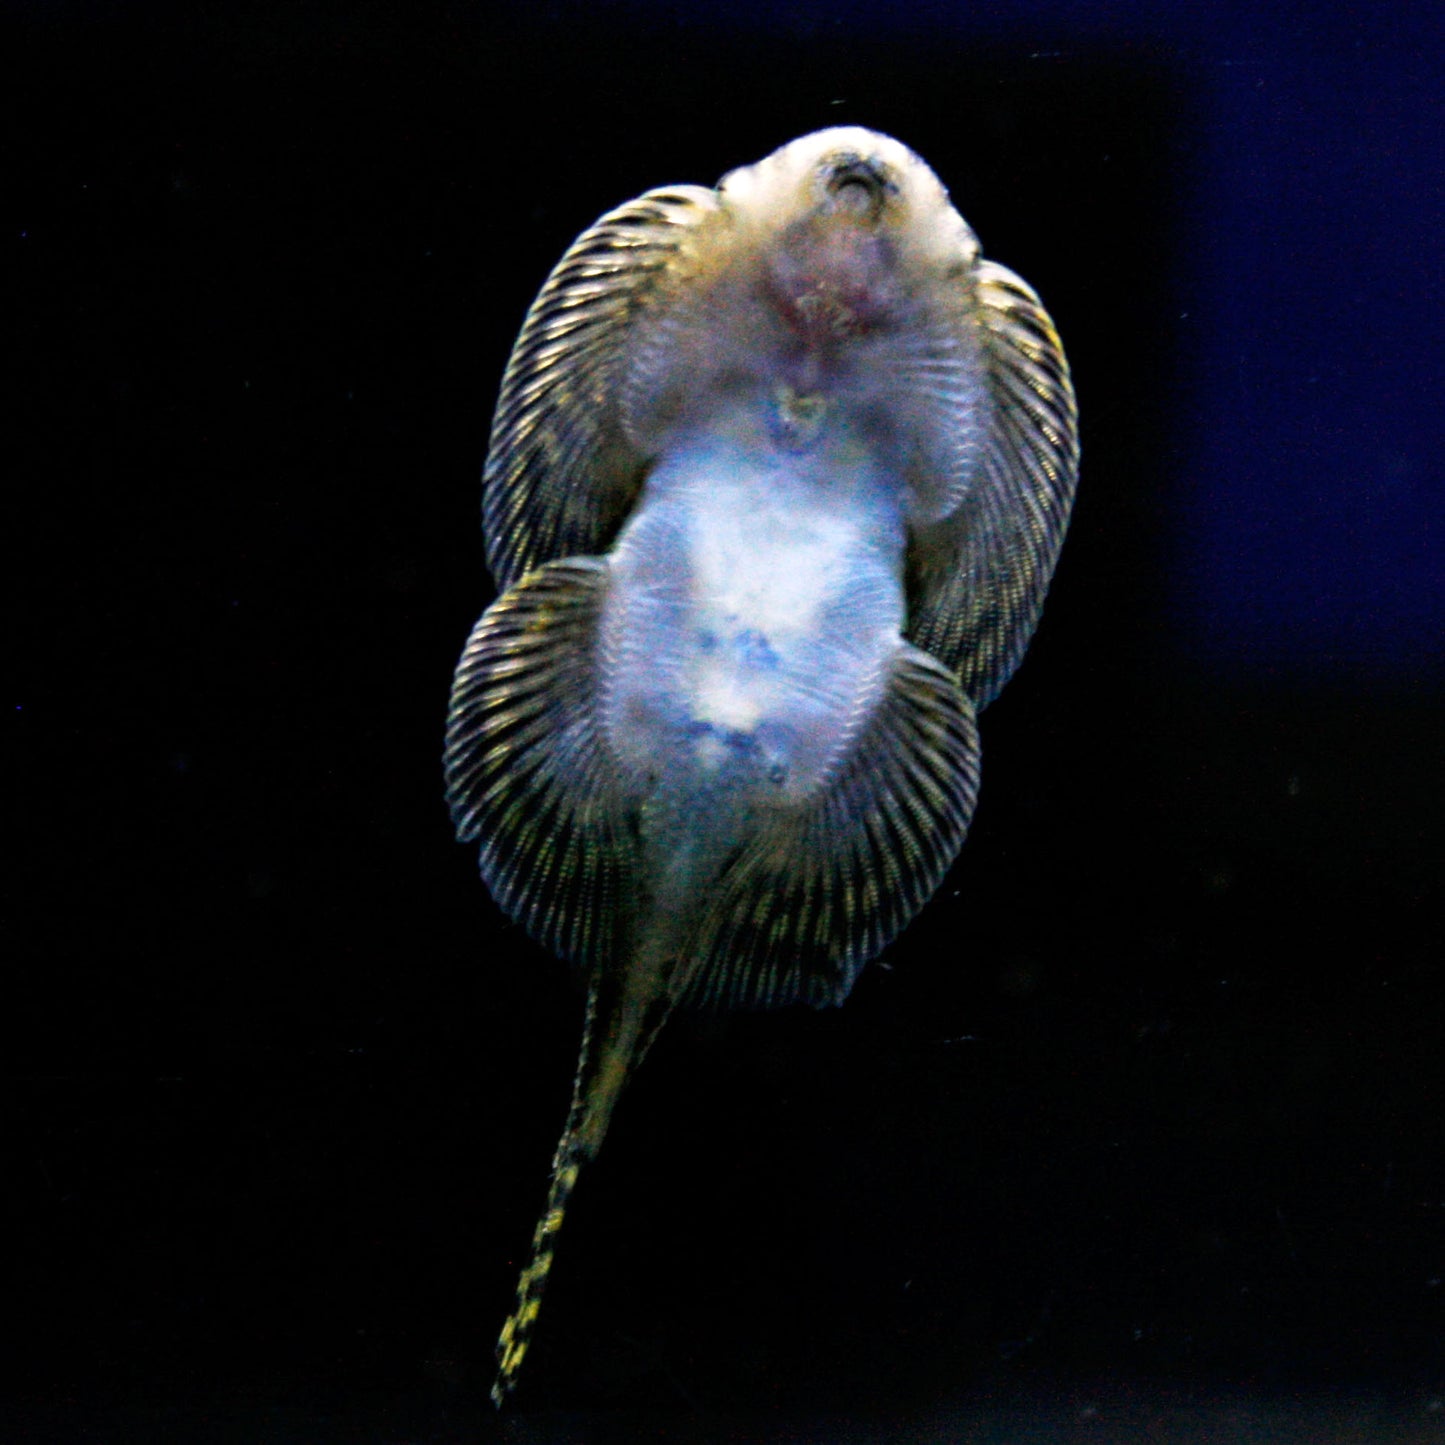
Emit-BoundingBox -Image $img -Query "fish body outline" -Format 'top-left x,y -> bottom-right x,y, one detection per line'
445,126 -> 1077,1404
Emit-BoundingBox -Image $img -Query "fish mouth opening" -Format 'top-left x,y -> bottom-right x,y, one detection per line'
823,156 -> 891,220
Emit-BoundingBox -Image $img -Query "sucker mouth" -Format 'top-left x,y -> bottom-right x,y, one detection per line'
824,157 -> 891,219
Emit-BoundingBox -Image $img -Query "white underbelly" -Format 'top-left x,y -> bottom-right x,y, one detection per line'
601,460 -> 905,805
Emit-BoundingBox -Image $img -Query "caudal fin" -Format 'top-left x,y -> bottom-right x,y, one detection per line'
491,1144 -> 584,1405
491,979 -> 671,1407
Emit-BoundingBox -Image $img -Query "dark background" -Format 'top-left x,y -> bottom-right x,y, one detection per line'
7,2 -> 1442,1441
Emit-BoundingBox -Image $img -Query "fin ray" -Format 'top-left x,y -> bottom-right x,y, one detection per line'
905,259 -> 1078,706
482,187 -> 721,592
681,644 -> 980,1011
444,558 -> 637,970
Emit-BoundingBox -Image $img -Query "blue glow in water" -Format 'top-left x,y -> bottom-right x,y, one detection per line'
1175,26 -> 1443,684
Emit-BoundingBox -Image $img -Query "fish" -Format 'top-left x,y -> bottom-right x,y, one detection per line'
444,126 -> 1078,1405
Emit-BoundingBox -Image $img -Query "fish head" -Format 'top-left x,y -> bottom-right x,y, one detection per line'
620,128 -> 989,509
716,127 -> 980,348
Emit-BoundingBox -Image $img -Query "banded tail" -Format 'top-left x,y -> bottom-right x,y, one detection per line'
491,977 -> 672,1406
491,1134 -> 583,1405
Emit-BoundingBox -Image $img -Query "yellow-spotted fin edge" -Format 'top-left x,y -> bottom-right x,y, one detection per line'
483,185 -> 721,593
680,643 -> 980,1011
906,260 -> 1078,707
444,557 -> 636,970
491,1147 -> 581,1408
490,943 -> 675,1405
489,979 -> 601,1409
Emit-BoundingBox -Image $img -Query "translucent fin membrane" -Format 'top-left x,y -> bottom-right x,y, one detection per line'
906,260 -> 1078,706
683,644 -> 980,1010
445,558 -> 636,970
483,188 -> 719,592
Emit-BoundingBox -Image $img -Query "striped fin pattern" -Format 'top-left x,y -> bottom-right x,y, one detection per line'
482,185 -> 720,593
681,643 -> 980,1011
905,260 -> 1078,707
444,558 -> 636,970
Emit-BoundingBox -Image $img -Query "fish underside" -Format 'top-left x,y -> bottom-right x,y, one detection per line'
444,127 -> 1078,1405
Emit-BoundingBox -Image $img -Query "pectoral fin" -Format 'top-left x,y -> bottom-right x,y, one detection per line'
681,643 -> 980,1011
483,186 -> 722,592
906,260 -> 1078,706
